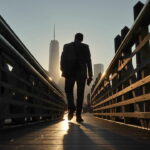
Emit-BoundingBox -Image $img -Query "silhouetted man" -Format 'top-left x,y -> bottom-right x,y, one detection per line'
60,33 -> 93,122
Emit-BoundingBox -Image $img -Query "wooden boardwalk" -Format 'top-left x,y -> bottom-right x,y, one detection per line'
0,113 -> 150,150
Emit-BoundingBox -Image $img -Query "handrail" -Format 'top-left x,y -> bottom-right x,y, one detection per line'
91,0 -> 150,129
0,16 -> 66,126
0,15 -> 64,97
91,0 -> 150,96
0,35 -> 63,98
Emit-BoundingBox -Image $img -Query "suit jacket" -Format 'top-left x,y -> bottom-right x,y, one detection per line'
60,41 -> 93,78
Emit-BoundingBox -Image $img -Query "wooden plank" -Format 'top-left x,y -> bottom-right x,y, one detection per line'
94,112 -> 150,118
93,75 -> 150,108
1,113 -> 150,150
92,58 -> 150,104
94,93 -> 150,111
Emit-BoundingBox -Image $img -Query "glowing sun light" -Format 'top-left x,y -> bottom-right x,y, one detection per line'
62,115 -> 69,131
102,71 -> 106,77
49,76 -> 52,81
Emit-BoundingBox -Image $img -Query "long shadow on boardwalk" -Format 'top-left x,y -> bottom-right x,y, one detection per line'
63,120 -> 150,150
63,122 -> 97,150
0,114 -> 150,150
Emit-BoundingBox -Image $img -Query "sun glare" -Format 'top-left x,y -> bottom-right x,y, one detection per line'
62,114 -> 69,131
49,76 -> 52,81
102,71 -> 106,77
59,70 -> 62,77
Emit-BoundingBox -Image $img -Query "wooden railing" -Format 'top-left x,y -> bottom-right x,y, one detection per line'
91,0 -> 150,129
0,16 -> 66,126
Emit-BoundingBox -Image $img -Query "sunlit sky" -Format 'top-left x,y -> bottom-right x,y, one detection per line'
0,0 -> 147,71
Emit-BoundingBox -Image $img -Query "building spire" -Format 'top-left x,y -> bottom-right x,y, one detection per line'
54,24 -> 55,40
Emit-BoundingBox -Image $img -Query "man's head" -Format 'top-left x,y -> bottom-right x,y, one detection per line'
74,33 -> 83,42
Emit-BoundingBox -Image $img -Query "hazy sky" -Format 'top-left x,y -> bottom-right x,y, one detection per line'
0,0 -> 147,71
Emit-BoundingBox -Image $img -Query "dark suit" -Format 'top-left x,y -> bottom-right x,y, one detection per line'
61,41 -> 93,116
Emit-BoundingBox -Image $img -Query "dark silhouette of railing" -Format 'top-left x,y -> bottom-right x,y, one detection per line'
0,16 -> 66,126
91,1 -> 150,129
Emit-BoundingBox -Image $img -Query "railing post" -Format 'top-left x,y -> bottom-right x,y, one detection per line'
121,26 -> 137,124
110,35 -> 122,120
134,1 -> 150,128
114,35 -> 122,53
134,1 -> 144,20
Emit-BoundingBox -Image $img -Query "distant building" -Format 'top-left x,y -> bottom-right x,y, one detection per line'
49,25 -> 60,83
93,64 -> 104,81
84,64 -> 104,106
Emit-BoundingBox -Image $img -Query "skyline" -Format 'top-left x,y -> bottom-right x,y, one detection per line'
49,38 -> 60,83
0,0 -> 147,72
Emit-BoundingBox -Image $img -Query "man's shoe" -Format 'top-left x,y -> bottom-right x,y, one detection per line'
68,109 -> 74,120
76,116 -> 84,123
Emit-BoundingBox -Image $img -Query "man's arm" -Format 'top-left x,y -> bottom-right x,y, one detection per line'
86,45 -> 93,82
60,45 -> 66,73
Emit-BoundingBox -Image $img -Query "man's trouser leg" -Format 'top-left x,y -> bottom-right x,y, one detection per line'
76,77 -> 86,116
65,77 -> 76,111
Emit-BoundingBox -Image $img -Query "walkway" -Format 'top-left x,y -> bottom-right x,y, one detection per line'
0,113 -> 150,150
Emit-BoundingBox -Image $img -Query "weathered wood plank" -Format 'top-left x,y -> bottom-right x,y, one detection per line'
93,75 -> 150,108
94,112 -> 150,118
94,93 -> 150,111
0,114 -> 150,150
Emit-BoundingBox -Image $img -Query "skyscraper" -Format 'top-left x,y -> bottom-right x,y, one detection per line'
85,63 -> 104,107
49,25 -> 60,83
93,63 -> 104,80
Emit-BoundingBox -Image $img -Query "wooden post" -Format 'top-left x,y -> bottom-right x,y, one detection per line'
111,35 -> 122,121
134,1 -> 150,128
121,26 -> 137,123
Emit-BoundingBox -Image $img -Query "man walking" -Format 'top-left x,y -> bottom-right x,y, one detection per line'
60,33 -> 93,122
